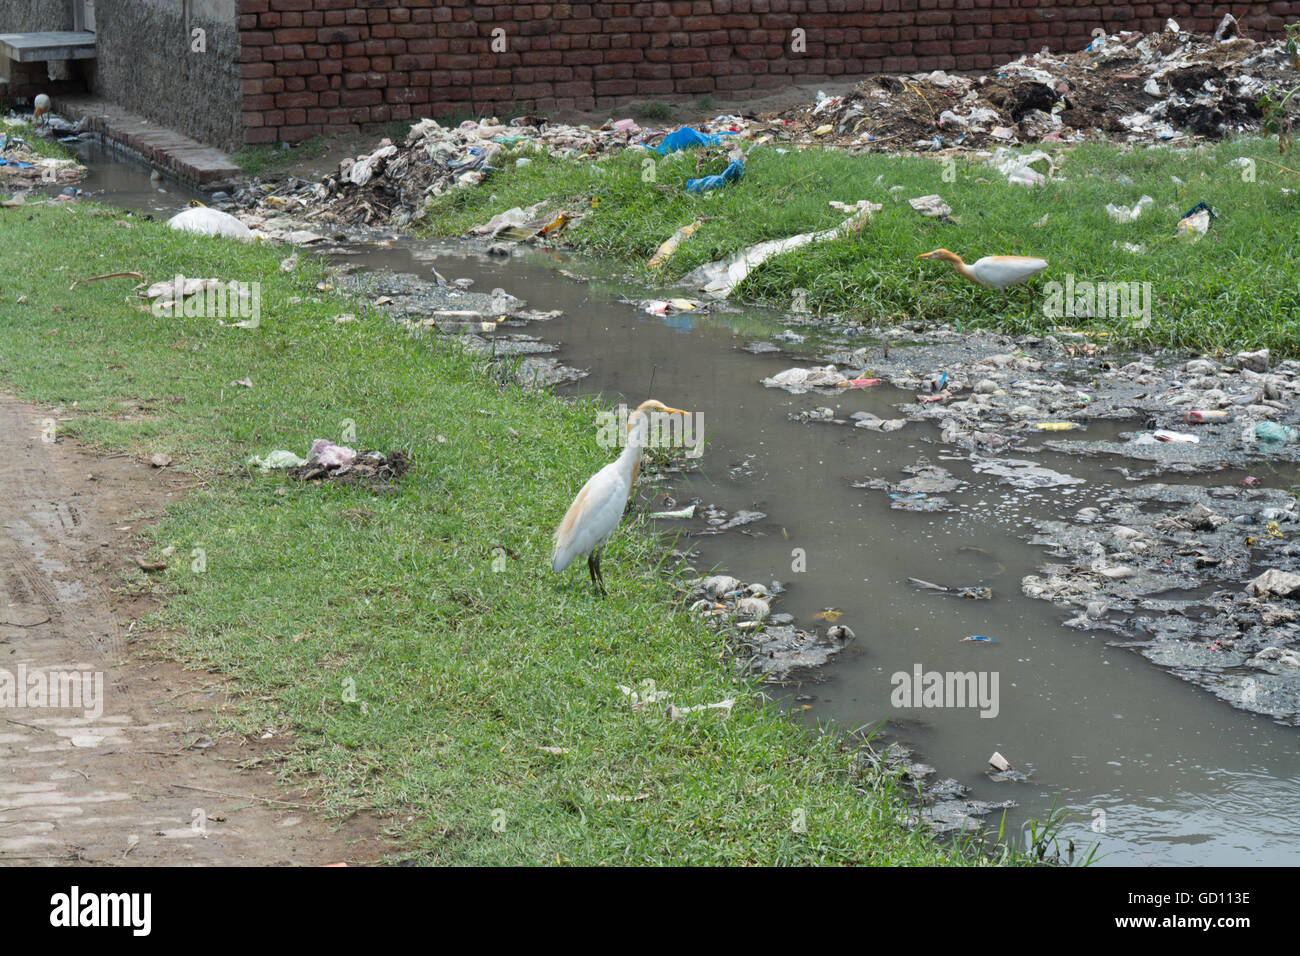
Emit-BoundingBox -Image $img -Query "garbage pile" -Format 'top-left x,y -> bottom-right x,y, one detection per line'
249,438 -> 411,487
1024,482 -> 1300,724
686,574 -> 855,680
763,17 -> 1299,150
234,115 -> 660,228
0,123 -> 84,188
224,21 -> 1298,234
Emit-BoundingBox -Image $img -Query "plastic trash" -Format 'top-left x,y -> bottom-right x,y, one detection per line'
838,377 -> 882,389
1214,13 -> 1239,42
685,158 -> 744,194
307,439 -> 356,467
643,298 -> 699,316
683,203 -> 879,298
1153,429 -> 1199,443
646,219 -> 702,269
909,194 -> 952,218
247,449 -> 308,471
1184,409 -> 1229,423
1105,195 -> 1154,223
652,126 -> 736,155
649,505 -> 696,519
961,635 -> 997,643
1176,201 -> 1213,241
1254,421 -> 1299,443
1033,422 -> 1081,431
166,206 -> 255,241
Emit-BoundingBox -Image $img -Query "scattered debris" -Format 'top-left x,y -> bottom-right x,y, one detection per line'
682,203 -> 879,298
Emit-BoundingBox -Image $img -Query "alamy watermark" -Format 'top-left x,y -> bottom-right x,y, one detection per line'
0,665 -> 104,719
890,663 -> 999,718
596,403 -> 704,458
151,277 -> 261,327
1042,275 -> 1153,329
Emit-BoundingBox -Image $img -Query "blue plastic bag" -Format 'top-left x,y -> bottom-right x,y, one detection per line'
653,126 -> 737,155
685,159 -> 744,195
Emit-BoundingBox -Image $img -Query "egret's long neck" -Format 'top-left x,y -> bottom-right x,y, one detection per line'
946,254 -> 976,283
620,415 -> 648,492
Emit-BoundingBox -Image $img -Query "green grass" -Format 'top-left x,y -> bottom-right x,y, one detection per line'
0,203 -> 1011,865
419,136 -> 1300,355
233,135 -> 328,177
2,120 -> 77,161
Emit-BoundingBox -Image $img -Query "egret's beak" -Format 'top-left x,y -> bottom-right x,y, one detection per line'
659,406 -> 688,416
916,251 -> 934,260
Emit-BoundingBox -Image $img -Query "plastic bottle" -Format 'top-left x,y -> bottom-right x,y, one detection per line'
1184,409 -> 1229,423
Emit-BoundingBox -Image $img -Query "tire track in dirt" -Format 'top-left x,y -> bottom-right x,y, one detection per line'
0,394 -> 387,865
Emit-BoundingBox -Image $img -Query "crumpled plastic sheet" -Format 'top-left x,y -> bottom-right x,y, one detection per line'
683,202 -> 880,298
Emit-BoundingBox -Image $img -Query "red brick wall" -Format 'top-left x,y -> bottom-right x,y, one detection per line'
237,1 -> 1300,145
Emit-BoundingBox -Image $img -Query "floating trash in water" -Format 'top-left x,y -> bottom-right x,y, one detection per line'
1152,429 -> 1200,443
649,504 -> 695,519
961,634 -> 998,643
971,457 -> 1084,489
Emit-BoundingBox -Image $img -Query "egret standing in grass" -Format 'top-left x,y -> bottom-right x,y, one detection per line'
916,248 -> 1048,305
32,93 -> 51,127
552,399 -> 688,595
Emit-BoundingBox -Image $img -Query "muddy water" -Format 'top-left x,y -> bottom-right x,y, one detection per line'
79,152 -> 1300,865
66,138 -> 207,213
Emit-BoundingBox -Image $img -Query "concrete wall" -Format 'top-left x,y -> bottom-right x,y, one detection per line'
93,0 -> 243,150
1,0 -> 243,150
0,1 -> 79,101
238,0 -> 1300,146
0,1 -> 75,32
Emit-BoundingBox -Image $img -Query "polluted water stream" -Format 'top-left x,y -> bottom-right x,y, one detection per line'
61,147 -> 1300,866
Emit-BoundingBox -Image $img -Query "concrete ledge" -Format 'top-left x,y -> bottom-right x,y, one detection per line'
0,32 -> 96,62
57,97 -> 243,191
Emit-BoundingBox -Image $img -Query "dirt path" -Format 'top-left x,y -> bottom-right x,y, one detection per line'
0,395 -> 384,865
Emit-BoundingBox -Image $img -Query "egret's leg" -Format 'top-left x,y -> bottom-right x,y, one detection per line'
588,551 -> 607,597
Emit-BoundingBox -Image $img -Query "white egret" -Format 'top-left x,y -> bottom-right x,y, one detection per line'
32,93 -> 50,127
917,248 -> 1048,304
552,399 -> 688,595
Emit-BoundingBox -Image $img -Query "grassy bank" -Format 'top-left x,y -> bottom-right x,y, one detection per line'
0,202 -> 1007,864
420,136 -> 1299,355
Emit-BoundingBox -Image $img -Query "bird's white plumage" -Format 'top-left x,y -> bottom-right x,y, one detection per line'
551,448 -> 638,573
166,206 -> 255,241
917,249 -> 1048,292
966,255 -> 1049,289
552,402 -> 687,587
32,93 -> 51,127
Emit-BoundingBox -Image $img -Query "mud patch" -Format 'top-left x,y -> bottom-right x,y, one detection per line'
0,394 -> 388,864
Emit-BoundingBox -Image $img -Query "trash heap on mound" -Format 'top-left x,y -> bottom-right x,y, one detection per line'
0,120 -> 85,188
232,114 -> 663,228
229,19 -> 1298,233
766,16 -> 1299,151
